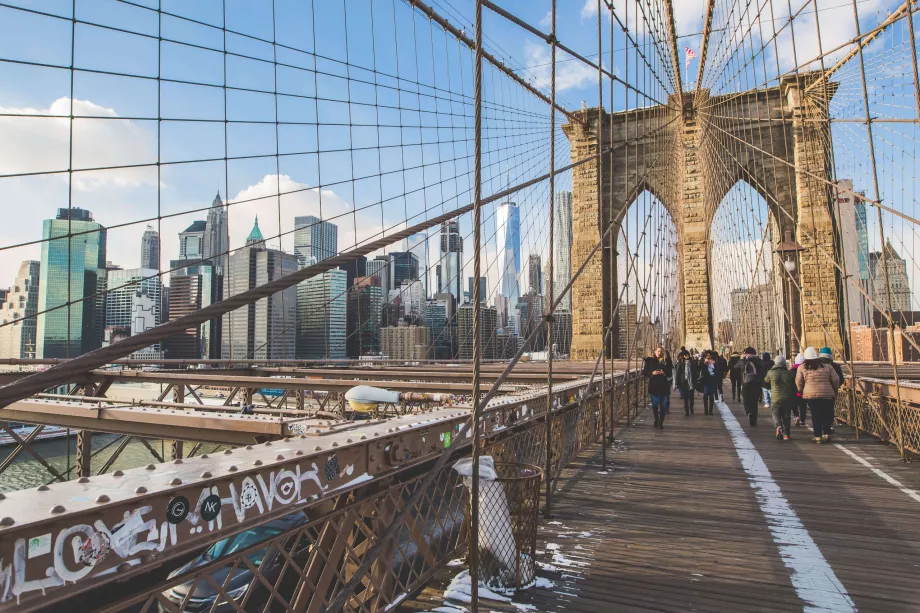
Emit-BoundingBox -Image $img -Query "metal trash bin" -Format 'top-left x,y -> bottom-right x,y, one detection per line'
454,458 -> 543,591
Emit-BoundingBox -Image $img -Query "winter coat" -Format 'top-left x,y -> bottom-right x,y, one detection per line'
734,356 -> 764,389
760,353 -> 775,387
763,365 -> 797,405
718,355 -> 729,379
643,356 -> 673,396
728,355 -> 741,380
696,360 -> 721,391
675,358 -> 700,392
823,358 -> 844,384
795,362 -> 840,400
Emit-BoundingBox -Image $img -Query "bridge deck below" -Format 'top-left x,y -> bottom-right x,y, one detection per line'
400,393 -> 920,612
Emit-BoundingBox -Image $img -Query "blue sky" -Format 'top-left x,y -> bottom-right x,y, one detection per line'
0,0 -> 910,314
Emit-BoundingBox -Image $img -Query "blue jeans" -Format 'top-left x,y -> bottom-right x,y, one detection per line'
763,388 -> 772,407
650,393 -> 670,422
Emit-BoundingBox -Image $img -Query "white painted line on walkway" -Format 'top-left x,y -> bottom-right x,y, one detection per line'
716,401 -> 856,612
834,443 -> 920,505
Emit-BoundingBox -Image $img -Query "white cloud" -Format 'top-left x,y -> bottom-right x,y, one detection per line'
580,0 -> 707,37
226,174 -> 391,257
524,42 -> 597,92
0,98 -> 157,191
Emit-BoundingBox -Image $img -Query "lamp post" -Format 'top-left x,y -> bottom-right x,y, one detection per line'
775,229 -> 805,356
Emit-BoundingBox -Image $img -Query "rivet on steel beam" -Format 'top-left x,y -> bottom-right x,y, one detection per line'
331,442 -> 339,448
264,441 -> 272,446
295,450 -> 303,456
224,449 -> 233,455
95,495 -> 110,503
299,434 -> 307,439
200,454 -> 209,459
228,466 -> 238,472
388,429 -> 394,433
117,562 -> 134,572
113,470 -> 124,477
173,459 -> 183,464
37,485 -> 49,492
360,435 -> 367,440
50,505 -> 65,514
284,437 -> 292,442
275,454 -> 284,460
146,464 -> 156,470
245,445 -> 253,450
0,517 -> 13,527
346,439 -> 353,443
77,477 -> 89,484
168,478 -> 182,485
135,486 -> 147,494
314,429 -> 322,433
313,446 -> 322,451
253,460 -> 263,466
373,432 -> 379,437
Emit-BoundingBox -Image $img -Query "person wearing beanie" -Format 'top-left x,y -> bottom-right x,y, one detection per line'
796,346 -> 840,443
819,346 -> 844,385
763,355 -> 796,440
791,353 -> 807,427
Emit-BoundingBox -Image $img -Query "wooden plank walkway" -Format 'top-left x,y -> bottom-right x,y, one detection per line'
399,393 -> 920,612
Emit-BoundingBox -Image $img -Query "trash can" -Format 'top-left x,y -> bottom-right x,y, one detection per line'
453,457 -> 543,591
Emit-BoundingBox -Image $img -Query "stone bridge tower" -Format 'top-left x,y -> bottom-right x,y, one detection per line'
563,74 -> 844,359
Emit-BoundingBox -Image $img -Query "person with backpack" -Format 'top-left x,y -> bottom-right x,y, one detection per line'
735,347 -> 764,426
675,350 -> 699,416
763,355 -> 796,440
791,353 -> 807,427
727,351 -> 742,401
796,346 -> 840,443
696,351 -> 721,415
643,347 -> 673,429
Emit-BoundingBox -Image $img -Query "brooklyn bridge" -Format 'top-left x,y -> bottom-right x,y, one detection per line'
0,0 -> 918,611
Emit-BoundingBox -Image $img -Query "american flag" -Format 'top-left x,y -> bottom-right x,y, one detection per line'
685,46 -> 697,69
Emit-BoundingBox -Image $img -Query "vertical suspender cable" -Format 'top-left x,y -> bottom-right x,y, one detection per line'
544,0 -> 557,517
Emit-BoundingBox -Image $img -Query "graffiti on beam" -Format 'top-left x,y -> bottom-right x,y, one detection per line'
0,462 -> 329,604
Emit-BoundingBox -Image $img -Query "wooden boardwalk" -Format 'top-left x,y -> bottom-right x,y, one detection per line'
399,393 -> 920,612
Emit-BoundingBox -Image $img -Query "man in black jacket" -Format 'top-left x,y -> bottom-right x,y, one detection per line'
734,347 -> 765,426
727,352 -> 741,400
643,347 -> 673,429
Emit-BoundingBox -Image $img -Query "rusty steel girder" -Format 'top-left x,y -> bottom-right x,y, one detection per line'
0,377 -> 598,611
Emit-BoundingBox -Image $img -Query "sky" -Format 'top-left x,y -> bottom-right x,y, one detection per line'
0,0 -> 912,318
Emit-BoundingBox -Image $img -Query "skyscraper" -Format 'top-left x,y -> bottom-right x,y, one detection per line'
458,303 -> 498,360
528,254 -> 542,295
298,268 -> 348,359
467,276 -> 487,305
367,257 -> 389,298
140,225 -> 160,270
388,252 -> 419,290
167,258 -> 221,359
37,208 -> 107,358
202,191 -> 228,274
869,240 -> 913,313
0,261 -> 40,359
554,191 -> 573,310
222,218 -> 298,359
346,276 -> 383,358
438,220 -> 463,301
179,221 -> 207,259
496,201 -> 521,323
105,267 -> 162,357
405,233 -> 429,296
294,215 -> 337,266
516,291 -> 546,352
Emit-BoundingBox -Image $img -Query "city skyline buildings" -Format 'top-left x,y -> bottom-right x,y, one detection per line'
202,191 -> 229,274
36,208 -> 107,359
554,191 -> 573,311
140,225 -> 160,271
496,201 -> 521,325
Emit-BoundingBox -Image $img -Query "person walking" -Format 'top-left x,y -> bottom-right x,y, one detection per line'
735,347 -> 765,426
675,350 -> 699,416
819,347 -> 843,433
727,351 -> 742,401
697,351 -> 721,415
763,355 -> 796,440
791,353 -> 807,427
760,352 -> 774,408
644,347 -> 673,429
717,353 -> 728,401
796,346 -> 840,443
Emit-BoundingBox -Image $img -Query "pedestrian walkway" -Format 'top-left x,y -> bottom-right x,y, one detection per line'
400,392 -> 920,612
